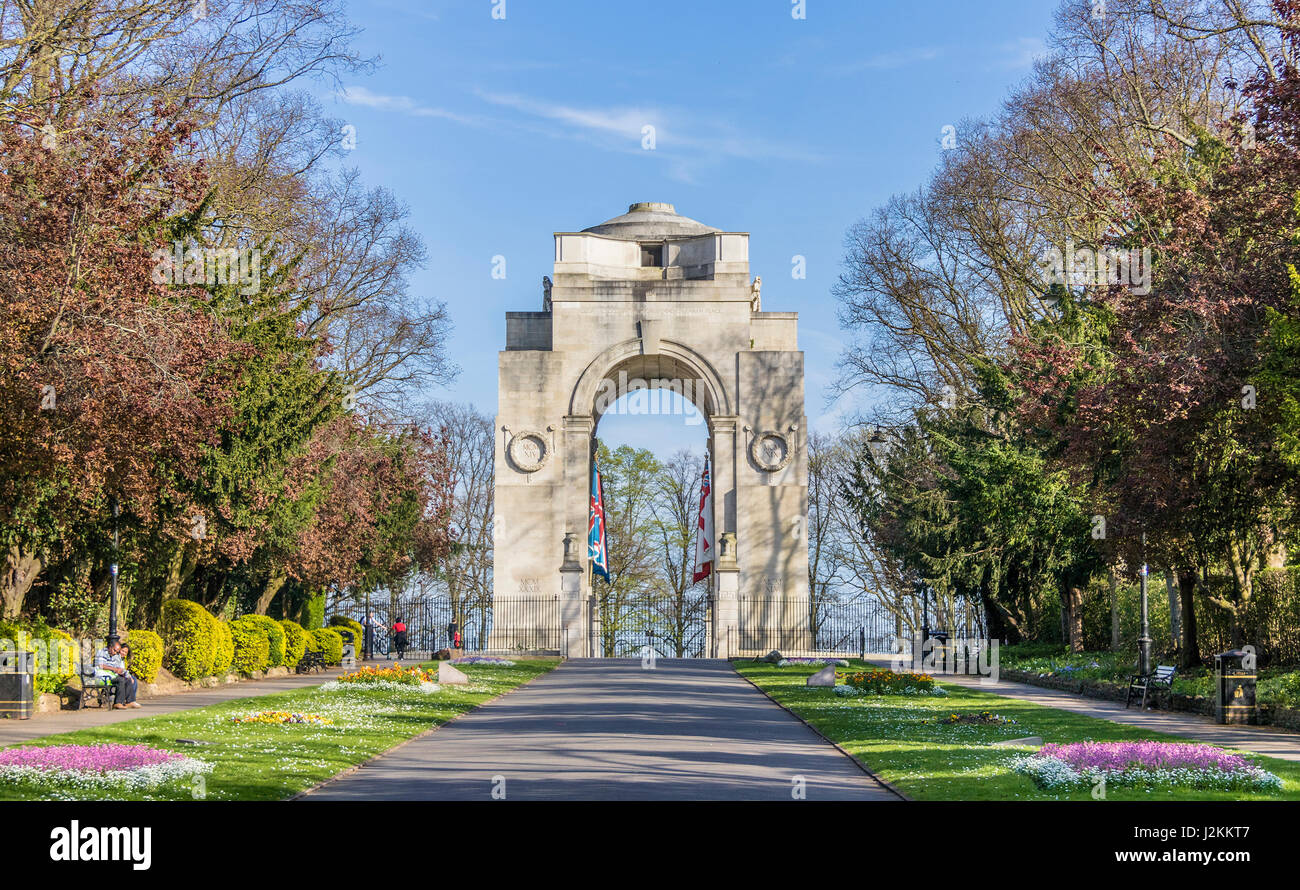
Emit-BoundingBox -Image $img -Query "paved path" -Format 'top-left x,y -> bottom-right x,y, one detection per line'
0,669 -> 345,745
867,658 -> 1300,763
305,659 -> 897,801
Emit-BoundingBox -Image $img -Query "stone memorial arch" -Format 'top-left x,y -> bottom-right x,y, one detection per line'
494,203 -> 808,657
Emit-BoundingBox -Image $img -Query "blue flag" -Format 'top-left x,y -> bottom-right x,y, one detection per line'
588,460 -> 611,581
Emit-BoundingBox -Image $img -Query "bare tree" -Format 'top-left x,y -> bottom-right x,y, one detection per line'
297,169 -> 457,416
422,402 -> 494,640
807,431 -> 847,636
648,449 -> 708,656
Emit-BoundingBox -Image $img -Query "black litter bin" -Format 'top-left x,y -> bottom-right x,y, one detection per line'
335,629 -> 356,666
0,649 -> 35,719
1215,650 -> 1257,725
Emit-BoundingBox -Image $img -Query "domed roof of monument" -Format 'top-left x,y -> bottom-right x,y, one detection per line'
581,202 -> 719,240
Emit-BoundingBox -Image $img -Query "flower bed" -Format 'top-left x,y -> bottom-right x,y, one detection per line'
0,744 -> 211,790
336,665 -> 437,686
321,664 -> 439,694
451,656 -> 515,666
231,710 -> 333,725
925,710 -> 1016,726
1011,741 -> 1283,792
838,668 -> 945,695
777,657 -> 848,667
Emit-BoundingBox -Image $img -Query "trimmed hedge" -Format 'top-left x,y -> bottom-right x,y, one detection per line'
212,619 -> 234,675
160,600 -> 218,682
241,614 -> 286,667
279,620 -> 307,669
328,614 -> 364,649
0,621 -> 77,694
309,627 -> 343,665
125,629 -> 163,683
229,616 -> 271,674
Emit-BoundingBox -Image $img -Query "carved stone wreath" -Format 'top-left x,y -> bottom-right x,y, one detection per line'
749,430 -> 791,472
507,429 -> 550,472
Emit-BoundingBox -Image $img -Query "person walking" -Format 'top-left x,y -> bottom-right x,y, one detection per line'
392,617 -> 408,661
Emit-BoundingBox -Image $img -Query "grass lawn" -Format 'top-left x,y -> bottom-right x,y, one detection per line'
0,658 -> 559,801
733,659 -> 1300,801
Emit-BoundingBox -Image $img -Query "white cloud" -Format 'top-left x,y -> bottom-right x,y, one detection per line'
476,92 -> 656,140
475,90 -> 821,178
335,86 -> 471,123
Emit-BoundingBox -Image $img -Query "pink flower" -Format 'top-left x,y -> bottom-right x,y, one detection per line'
0,744 -> 184,774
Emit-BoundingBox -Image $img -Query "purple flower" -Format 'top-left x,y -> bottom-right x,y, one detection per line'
1035,741 -> 1253,774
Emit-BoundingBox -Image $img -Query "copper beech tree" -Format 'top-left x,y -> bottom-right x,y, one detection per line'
0,105 -> 241,619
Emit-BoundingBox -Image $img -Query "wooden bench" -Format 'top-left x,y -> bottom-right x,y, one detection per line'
296,650 -> 326,674
78,651 -> 116,710
1125,664 -> 1176,710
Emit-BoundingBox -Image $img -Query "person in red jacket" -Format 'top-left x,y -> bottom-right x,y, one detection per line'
391,617 -> 408,661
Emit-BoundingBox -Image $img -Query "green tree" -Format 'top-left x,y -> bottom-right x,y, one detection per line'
593,442 -> 661,655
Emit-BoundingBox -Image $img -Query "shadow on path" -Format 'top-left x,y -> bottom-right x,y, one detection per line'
305,659 -> 897,801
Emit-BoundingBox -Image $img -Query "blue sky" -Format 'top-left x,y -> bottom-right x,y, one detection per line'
328,0 -> 1057,455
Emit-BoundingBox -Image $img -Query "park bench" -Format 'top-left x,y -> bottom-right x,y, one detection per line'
1125,664 -> 1177,710
296,650 -> 326,674
77,649 -> 116,710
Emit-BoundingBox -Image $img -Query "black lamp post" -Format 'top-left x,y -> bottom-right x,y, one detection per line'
1138,531 -> 1152,679
364,588 -> 371,661
108,497 -> 120,644
921,582 -> 930,647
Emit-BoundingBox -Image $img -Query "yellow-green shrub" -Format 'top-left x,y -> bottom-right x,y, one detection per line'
212,620 -> 234,675
278,620 -> 307,669
0,621 -> 78,694
328,615 -> 364,649
160,600 -> 218,682
309,627 -> 343,665
229,616 -> 271,674
241,614 -> 286,667
125,629 -> 163,683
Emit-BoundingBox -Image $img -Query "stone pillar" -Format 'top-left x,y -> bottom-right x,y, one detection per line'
563,414 -> 595,604
710,415 -> 738,535
559,532 -> 585,657
713,531 -> 739,659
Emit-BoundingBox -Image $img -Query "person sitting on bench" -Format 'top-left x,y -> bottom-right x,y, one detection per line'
94,638 -> 141,710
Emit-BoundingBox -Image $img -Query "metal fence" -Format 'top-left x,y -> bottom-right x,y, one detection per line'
338,591 -> 983,661
731,596 -> 903,659
338,595 -> 561,659
589,593 -> 712,658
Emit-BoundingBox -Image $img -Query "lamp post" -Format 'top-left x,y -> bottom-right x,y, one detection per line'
1138,531 -> 1152,679
364,588 -> 371,661
108,497 -> 120,644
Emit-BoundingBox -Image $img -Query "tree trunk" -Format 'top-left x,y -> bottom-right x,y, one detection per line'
1109,568 -> 1120,651
1176,568 -> 1200,670
1,545 -> 43,619
1226,540 -> 1255,649
1064,585 -> 1084,653
254,568 -> 288,615
1164,571 -> 1180,650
